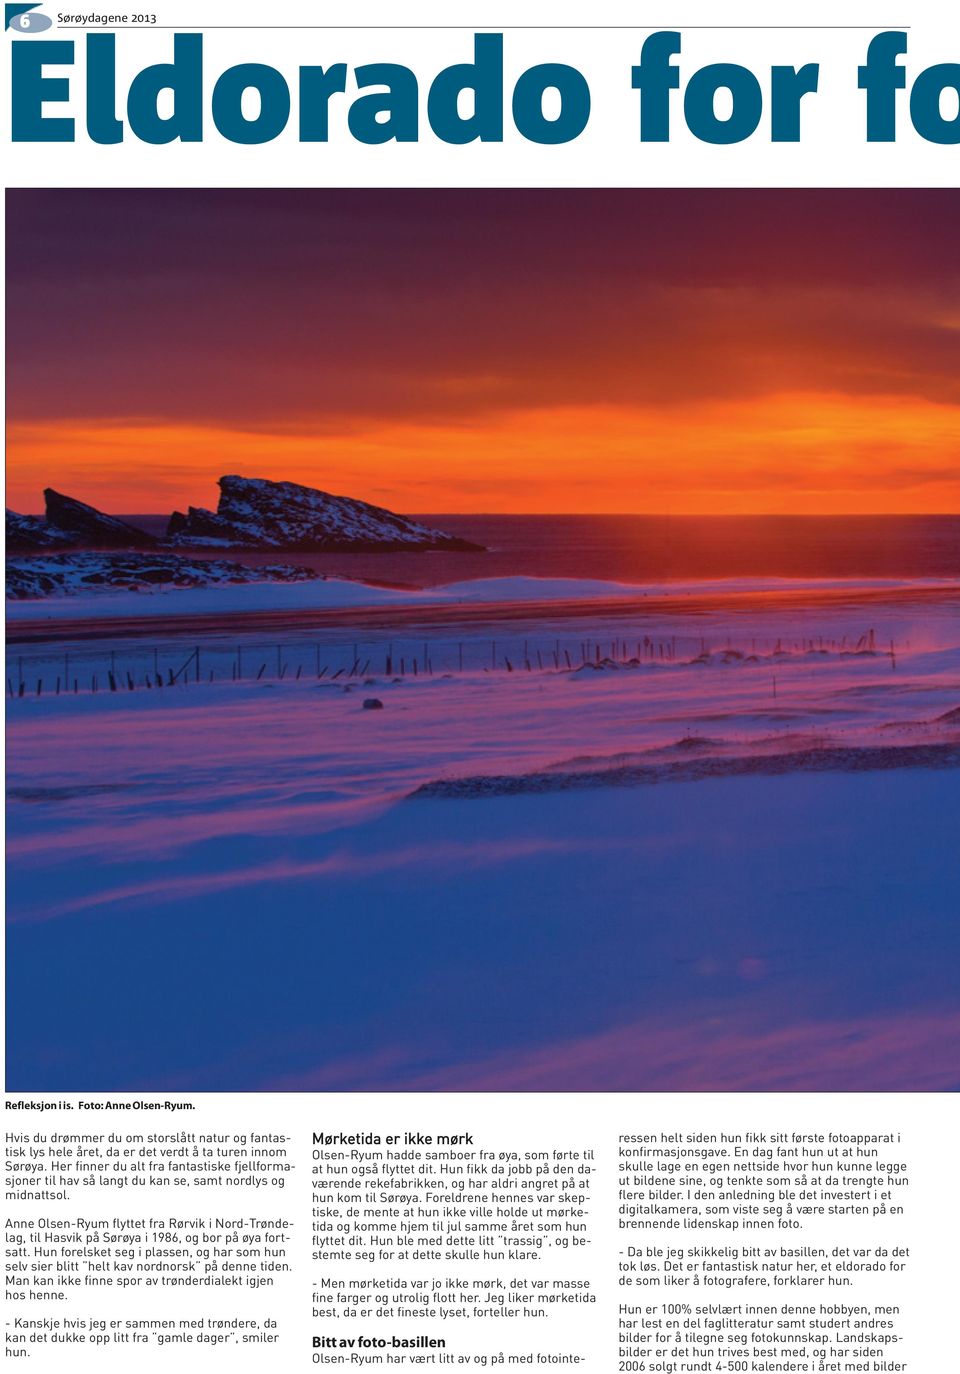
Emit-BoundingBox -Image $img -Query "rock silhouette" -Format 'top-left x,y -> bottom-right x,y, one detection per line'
167,475 -> 483,551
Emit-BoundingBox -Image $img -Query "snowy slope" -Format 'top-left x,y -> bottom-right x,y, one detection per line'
6,588 -> 960,1092
8,569 -> 958,617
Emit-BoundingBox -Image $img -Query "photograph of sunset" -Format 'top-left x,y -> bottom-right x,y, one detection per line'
6,188 -> 960,1092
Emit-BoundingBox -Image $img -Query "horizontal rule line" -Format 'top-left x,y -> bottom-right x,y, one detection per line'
55,25 -> 912,32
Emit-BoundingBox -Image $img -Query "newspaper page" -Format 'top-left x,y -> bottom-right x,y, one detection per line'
2,3 -> 958,1372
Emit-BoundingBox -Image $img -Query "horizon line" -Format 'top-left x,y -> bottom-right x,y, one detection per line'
100,509 -> 960,520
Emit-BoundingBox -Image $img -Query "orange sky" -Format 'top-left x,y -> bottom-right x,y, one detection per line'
6,190 -> 960,515
9,393 -> 960,515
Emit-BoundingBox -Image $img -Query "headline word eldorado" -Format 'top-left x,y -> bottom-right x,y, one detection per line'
10,31 -> 960,145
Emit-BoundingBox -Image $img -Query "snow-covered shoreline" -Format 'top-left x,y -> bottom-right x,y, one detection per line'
8,568 -> 960,622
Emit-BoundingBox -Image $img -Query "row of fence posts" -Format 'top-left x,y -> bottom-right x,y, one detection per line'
6,630 -> 893,699
6,636 -> 683,698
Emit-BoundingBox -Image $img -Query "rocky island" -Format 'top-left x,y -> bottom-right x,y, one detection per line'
7,489 -> 156,553
6,476 -> 483,598
166,475 -> 483,552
